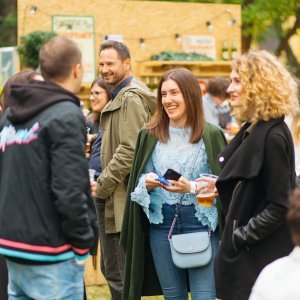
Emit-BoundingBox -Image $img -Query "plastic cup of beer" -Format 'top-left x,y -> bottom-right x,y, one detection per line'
196,173 -> 218,207
86,127 -> 91,154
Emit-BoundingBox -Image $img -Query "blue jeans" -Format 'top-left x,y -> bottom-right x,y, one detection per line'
149,204 -> 219,300
6,258 -> 85,300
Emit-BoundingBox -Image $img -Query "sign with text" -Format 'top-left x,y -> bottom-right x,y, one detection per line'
52,15 -> 96,83
183,36 -> 216,59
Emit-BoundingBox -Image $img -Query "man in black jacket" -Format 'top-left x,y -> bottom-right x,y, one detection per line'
0,36 -> 97,299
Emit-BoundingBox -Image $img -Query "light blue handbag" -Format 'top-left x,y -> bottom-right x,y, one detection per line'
167,141 -> 212,269
169,231 -> 212,269
167,194 -> 212,269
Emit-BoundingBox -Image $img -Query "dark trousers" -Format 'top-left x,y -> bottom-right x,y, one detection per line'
0,255 -> 8,300
96,201 -> 125,300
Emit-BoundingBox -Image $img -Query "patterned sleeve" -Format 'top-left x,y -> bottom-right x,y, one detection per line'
130,155 -> 155,219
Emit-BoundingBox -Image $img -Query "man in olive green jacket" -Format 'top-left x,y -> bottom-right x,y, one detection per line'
95,40 -> 156,300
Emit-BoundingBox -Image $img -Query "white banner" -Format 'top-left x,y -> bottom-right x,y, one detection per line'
182,36 -> 216,59
53,15 -> 96,83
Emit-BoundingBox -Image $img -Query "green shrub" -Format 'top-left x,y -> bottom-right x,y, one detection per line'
18,31 -> 57,69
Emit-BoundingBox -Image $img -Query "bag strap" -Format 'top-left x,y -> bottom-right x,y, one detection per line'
167,140 -> 210,240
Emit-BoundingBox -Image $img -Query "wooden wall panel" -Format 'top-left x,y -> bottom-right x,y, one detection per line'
18,0 -> 241,76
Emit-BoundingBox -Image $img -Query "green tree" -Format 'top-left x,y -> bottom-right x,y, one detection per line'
0,0 -> 17,47
18,31 -> 57,69
147,0 -> 300,75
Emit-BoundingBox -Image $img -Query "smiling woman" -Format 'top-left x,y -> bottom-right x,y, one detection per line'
121,68 -> 227,299
86,77 -> 112,177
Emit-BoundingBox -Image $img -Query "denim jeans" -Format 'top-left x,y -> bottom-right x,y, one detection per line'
6,258 -> 85,300
149,203 -> 219,300
96,201 -> 125,300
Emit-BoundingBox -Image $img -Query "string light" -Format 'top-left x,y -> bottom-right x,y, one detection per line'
206,21 -> 214,32
139,38 -> 146,49
227,19 -> 236,27
29,5 -> 37,16
66,24 -> 72,32
175,33 -> 182,44
22,5 -> 240,47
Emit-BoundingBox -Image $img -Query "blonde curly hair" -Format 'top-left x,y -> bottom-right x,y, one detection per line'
231,50 -> 299,123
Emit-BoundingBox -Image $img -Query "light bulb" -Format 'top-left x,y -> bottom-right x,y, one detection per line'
29,5 -> 37,16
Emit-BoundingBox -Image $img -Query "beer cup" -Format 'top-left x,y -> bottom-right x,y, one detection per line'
196,173 -> 218,207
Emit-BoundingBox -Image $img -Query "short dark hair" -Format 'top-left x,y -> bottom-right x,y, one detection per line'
287,188 -> 300,245
207,77 -> 230,100
99,40 -> 131,61
148,68 -> 205,143
39,36 -> 82,81
0,69 -> 41,110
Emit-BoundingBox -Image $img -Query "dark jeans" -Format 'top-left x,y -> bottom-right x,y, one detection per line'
96,201 -> 125,300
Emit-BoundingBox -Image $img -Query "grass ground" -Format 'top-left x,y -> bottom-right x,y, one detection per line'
87,285 -> 164,300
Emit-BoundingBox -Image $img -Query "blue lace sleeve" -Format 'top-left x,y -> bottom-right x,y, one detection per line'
130,156 -> 164,224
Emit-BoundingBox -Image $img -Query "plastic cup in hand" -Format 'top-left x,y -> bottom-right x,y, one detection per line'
196,173 -> 218,207
86,127 -> 91,153
88,169 -> 96,181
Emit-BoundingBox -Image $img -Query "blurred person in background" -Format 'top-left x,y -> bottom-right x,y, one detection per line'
250,188 -> 300,300
214,50 -> 299,300
86,77 -> 112,179
202,77 -> 231,129
0,68 -> 43,300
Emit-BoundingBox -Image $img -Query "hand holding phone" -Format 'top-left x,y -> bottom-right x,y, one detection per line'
163,169 -> 181,181
155,176 -> 172,186
155,169 -> 181,186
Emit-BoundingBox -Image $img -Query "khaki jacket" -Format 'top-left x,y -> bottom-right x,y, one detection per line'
96,85 -> 156,233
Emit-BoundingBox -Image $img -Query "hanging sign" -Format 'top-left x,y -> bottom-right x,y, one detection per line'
52,15 -> 96,83
182,35 -> 216,59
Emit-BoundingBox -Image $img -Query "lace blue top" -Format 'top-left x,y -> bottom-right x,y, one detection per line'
131,126 -> 218,231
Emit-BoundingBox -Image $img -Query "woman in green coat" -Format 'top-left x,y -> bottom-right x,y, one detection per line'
121,68 -> 227,300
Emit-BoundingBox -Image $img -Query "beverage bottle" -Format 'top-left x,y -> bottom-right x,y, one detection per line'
231,39 -> 238,60
221,40 -> 229,61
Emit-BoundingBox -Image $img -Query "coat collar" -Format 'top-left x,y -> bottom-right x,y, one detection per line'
218,117 -> 284,182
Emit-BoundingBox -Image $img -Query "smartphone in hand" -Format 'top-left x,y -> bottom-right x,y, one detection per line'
155,169 -> 181,186
163,169 -> 181,181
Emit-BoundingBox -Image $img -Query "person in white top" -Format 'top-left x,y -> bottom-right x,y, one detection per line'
250,188 -> 300,300
202,77 -> 231,129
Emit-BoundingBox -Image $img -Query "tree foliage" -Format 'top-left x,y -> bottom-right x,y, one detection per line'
18,31 -> 57,69
147,0 -> 300,75
0,0 -> 17,47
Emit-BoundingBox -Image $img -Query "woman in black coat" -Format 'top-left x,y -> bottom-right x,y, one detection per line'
214,50 -> 299,300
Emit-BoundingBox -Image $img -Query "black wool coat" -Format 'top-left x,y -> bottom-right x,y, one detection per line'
214,118 -> 295,300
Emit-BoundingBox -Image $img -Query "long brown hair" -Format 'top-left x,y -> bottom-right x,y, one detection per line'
148,68 -> 205,143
